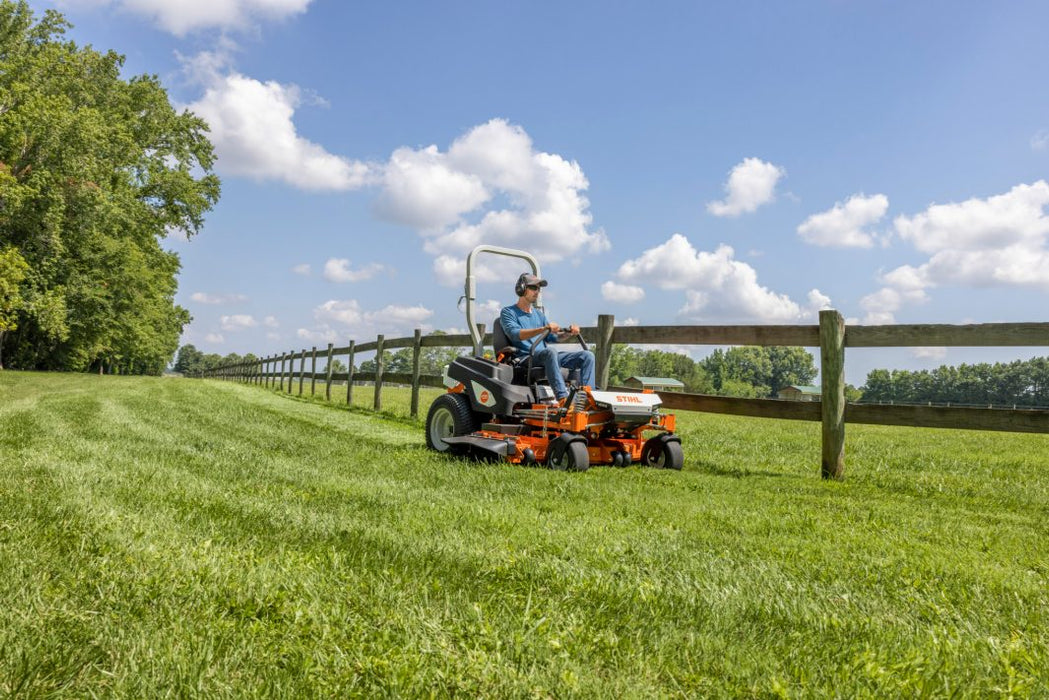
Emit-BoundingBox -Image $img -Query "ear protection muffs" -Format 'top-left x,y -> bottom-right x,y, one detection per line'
515,273 -> 531,297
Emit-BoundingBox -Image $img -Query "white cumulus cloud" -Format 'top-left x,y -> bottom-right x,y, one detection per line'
64,0 -> 314,36
601,281 -> 645,304
314,300 -> 363,327
292,263 -> 311,276
896,181 -> 1049,291
323,258 -> 386,283
859,181 -> 1049,323
185,65 -> 373,191
370,304 -> 434,326
1032,129 -> 1049,151
859,283 -> 928,325
307,300 -> 435,340
220,314 -> 258,331
894,181 -> 1049,257
373,119 -> 608,278
615,234 -> 828,323
707,157 -> 786,217
375,146 -> 489,230
797,193 -> 889,248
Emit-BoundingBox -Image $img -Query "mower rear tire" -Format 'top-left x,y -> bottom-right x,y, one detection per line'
426,393 -> 479,454
641,437 -> 684,470
548,440 -> 589,472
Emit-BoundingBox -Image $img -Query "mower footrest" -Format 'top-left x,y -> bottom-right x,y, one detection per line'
441,435 -> 514,456
481,423 -> 527,435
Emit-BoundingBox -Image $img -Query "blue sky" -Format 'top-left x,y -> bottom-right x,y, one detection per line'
34,0 -> 1049,383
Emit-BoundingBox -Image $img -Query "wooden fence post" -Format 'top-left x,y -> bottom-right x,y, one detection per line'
325,343 -> 334,401
279,353 -> 286,392
287,351 -> 295,394
819,309 -> 846,480
310,346 -> 317,396
298,349 -> 306,396
410,328 -> 422,418
373,334 -> 385,411
596,314 -> 615,390
346,341 -> 356,405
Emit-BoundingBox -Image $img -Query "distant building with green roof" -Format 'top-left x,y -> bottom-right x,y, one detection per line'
623,376 -> 686,392
777,385 -> 821,401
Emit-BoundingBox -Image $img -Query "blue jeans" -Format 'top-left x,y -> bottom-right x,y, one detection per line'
535,348 -> 596,399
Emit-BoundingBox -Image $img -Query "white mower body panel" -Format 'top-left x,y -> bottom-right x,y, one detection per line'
590,390 -> 663,426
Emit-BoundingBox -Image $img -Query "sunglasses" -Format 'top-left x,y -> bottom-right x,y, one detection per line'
526,284 -> 541,291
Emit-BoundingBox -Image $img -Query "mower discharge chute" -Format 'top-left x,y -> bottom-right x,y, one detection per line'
424,244 -> 681,471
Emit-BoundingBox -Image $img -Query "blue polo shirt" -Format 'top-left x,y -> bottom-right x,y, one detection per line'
500,304 -> 558,358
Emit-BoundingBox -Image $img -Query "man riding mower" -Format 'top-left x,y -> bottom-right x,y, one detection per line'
424,244 -> 683,472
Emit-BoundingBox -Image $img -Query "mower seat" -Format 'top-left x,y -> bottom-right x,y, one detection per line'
492,317 -> 569,387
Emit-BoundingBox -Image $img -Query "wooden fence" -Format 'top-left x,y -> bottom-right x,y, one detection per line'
198,310 -> 1049,478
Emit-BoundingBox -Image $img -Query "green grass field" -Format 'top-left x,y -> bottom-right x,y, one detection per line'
1,372 -> 1046,697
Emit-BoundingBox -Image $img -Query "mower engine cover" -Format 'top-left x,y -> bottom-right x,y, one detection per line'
590,390 -> 663,426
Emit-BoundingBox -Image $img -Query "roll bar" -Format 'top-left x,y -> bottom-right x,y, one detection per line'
464,245 -> 541,357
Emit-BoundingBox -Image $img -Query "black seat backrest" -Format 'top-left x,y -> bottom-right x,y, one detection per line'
492,316 -> 514,359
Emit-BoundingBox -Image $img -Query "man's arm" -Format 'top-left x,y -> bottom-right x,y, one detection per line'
501,307 -> 555,346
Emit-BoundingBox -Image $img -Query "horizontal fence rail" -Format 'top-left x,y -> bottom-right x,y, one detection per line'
197,311 -> 1049,479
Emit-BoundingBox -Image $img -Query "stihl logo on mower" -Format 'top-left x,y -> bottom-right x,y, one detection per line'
471,381 -> 497,407
591,390 -> 662,409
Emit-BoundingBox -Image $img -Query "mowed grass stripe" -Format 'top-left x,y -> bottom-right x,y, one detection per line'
0,372 -> 1046,697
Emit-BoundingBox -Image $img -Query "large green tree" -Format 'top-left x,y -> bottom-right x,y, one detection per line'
701,346 -> 817,398
0,244 -> 28,368
0,2 -> 219,373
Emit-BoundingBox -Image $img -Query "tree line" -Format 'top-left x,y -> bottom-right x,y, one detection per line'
0,2 -> 219,374
860,358 -> 1049,408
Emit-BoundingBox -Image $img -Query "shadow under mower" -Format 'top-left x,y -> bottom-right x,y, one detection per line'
423,244 -> 681,472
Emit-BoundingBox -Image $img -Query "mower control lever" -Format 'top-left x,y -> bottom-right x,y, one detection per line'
554,324 -> 589,352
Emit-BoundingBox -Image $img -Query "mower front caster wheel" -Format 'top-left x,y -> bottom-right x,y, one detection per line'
548,440 -> 589,472
641,437 -> 684,470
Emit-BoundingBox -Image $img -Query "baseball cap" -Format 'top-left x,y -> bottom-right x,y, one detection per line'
520,273 -> 547,289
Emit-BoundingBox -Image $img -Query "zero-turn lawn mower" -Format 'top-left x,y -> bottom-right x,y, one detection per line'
424,244 -> 682,472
